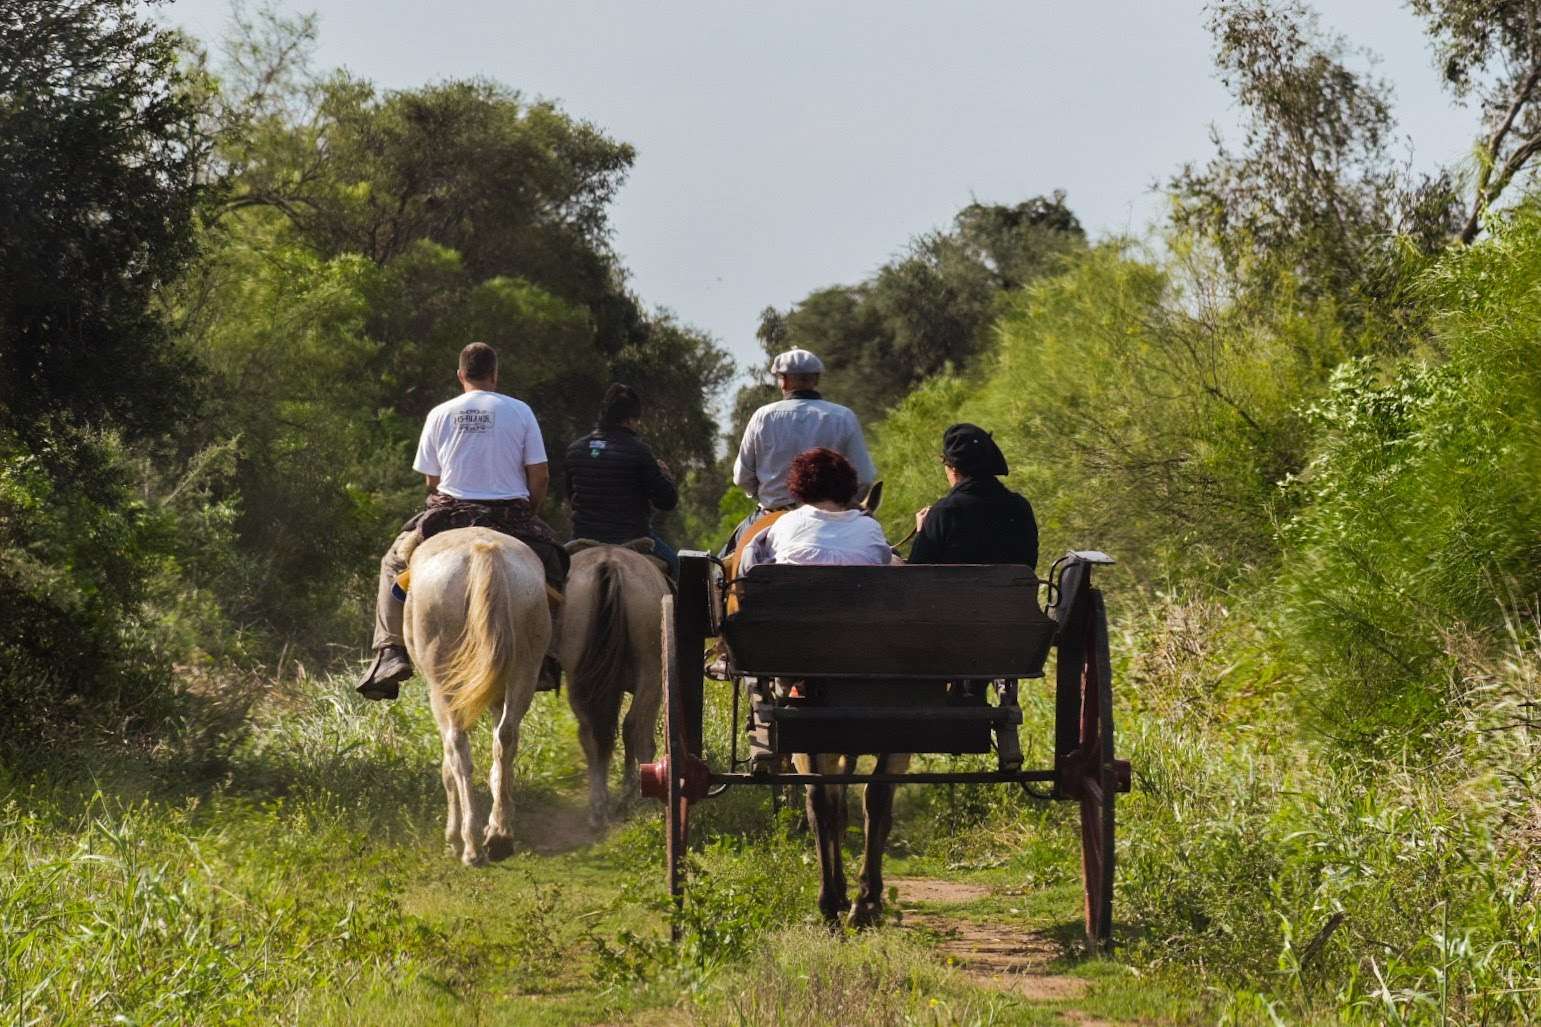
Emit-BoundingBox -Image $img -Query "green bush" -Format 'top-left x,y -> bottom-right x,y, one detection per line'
0,425 -> 179,739
871,243 -> 1346,584
1277,207 -> 1541,746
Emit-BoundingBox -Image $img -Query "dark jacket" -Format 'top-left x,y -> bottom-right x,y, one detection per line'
563,426 -> 677,543
908,476 -> 1038,568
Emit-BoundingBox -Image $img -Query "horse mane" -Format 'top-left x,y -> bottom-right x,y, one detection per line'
440,540 -> 517,729
570,556 -> 633,761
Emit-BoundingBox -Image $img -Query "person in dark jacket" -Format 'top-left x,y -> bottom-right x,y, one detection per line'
908,423 -> 1038,568
564,384 -> 680,577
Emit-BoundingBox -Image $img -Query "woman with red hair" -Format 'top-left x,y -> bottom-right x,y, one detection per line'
738,448 -> 891,572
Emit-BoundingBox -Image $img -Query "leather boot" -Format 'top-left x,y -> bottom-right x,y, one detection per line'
357,645 -> 412,700
537,589 -> 562,692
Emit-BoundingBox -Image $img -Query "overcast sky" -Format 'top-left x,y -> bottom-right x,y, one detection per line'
165,1 -> 1477,373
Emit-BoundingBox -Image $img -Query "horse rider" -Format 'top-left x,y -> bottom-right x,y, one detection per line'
356,341 -> 569,700
563,383 -> 680,578
908,423 -> 1038,569
724,347 -> 877,556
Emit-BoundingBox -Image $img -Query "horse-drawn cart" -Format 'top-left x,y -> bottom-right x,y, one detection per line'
639,550 -> 1131,949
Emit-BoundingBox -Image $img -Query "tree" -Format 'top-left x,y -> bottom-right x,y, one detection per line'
1410,0 -> 1541,242
220,73 -> 645,351
0,0 -> 209,733
164,28 -> 735,654
0,0 -> 207,439
1171,1 -> 1455,316
741,196 -> 1085,426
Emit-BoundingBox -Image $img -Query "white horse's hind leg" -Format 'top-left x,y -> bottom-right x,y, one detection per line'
449,727 -> 485,865
429,687 -> 469,858
431,683 -> 486,866
440,752 -> 462,857
486,669 -> 534,861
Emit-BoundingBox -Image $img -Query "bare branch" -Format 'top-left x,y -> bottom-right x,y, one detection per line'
1460,60 -> 1541,243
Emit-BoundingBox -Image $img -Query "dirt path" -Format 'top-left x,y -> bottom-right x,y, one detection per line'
891,877 -> 1139,1025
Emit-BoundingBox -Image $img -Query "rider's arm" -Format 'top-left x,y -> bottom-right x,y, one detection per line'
519,407 -> 550,509
425,474 -> 440,492
732,413 -> 760,498
907,504 -> 947,564
644,450 -> 679,511
1020,498 -> 1040,570
843,414 -> 878,493
526,462 -> 550,509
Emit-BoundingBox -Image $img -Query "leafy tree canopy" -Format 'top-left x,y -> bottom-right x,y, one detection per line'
1170,0 -> 1456,321
1410,0 -> 1541,241
0,0 -> 207,439
734,194 -> 1084,431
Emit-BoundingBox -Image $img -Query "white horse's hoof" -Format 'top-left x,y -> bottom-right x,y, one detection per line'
484,833 -> 516,861
462,850 -> 489,868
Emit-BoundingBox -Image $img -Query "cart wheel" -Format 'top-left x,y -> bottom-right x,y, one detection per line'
660,595 -> 690,939
1077,590 -> 1116,952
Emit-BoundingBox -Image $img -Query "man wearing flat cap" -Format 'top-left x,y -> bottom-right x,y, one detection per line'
725,348 -> 876,553
909,423 -> 1038,568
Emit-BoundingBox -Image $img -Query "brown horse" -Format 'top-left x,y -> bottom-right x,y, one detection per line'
757,483 -> 904,929
797,744 -> 911,928
560,540 -> 671,827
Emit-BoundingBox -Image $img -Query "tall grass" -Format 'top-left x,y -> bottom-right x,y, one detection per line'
863,208 -> 1541,1022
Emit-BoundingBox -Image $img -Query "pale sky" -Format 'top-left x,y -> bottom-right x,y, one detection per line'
164,1 -> 1477,374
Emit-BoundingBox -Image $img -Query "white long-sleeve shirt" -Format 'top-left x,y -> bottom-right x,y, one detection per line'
732,395 -> 876,509
738,506 -> 892,573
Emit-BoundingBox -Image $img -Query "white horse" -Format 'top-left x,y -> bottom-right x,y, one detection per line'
403,526 -> 551,866
560,541 -> 670,827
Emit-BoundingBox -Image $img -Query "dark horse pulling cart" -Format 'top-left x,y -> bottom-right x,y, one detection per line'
639,549 -> 1131,949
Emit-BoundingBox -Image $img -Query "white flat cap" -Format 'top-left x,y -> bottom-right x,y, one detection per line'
769,348 -> 824,375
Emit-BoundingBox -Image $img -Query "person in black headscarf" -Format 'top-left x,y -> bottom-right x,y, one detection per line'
908,423 -> 1038,568
564,384 -> 680,577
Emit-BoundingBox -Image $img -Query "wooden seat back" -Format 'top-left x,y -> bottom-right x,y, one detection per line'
722,564 -> 1054,679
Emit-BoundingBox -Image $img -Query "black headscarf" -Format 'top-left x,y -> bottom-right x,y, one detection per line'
598,383 -> 642,428
942,423 -> 1008,477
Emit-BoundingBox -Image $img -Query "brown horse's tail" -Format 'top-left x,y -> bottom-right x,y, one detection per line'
572,557 -> 631,761
441,541 -> 517,730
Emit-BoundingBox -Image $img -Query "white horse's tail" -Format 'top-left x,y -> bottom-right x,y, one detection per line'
571,556 -> 632,760
441,541 -> 516,730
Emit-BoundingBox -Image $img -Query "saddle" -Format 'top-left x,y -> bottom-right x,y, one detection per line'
399,493 -> 569,590
565,536 -> 672,579
724,509 -> 793,616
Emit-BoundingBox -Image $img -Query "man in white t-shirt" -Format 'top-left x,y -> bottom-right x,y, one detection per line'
357,341 -> 567,699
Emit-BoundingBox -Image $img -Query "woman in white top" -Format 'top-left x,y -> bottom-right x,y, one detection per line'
738,448 -> 892,572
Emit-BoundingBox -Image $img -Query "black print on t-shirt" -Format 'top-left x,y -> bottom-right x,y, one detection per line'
454,410 -> 494,434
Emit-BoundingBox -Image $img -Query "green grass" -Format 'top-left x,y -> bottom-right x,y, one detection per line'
0,677 -> 1202,1026
7,606 -> 1539,1025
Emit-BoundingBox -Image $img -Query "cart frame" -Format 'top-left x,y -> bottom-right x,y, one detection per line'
639,549 -> 1130,949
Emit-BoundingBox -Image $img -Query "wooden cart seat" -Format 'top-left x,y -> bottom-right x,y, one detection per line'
753,697 -> 1022,755
722,564 -> 1054,680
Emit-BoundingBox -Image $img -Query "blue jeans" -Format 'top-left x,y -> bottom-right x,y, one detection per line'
649,529 -> 679,579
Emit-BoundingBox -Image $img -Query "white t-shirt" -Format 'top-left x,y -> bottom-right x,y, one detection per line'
738,506 -> 892,573
413,390 -> 547,500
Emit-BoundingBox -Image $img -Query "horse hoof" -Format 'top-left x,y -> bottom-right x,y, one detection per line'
844,901 -> 883,931
462,849 -> 489,868
820,899 -> 852,931
485,833 -> 516,862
